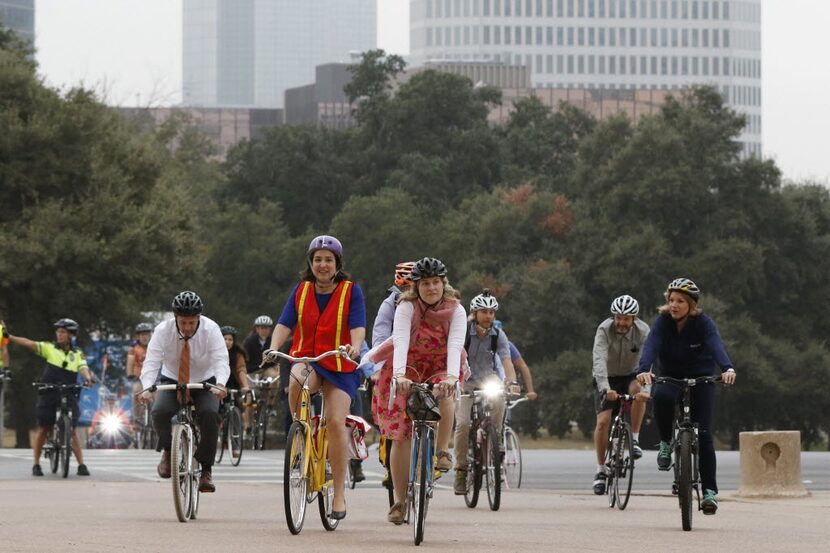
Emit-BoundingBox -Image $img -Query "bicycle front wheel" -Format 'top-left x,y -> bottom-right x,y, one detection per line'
59,415 -> 72,478
382,436 -> 395,507
605,428 -> 617,508
228,406 -> 244,466
485,425 -> 502,511
284,421 -> 308,534
214,415 -> 226,465
503,426 -> 522,489
171,424 -> 194,522
413,425 -> 432,545
678,431 -> 694,531
254,403 -> 268,450
318,459 -> 340,531
464,427 -> 482,509
614,424 -> 634,511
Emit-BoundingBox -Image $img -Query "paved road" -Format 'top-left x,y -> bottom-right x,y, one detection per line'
1,446 -> 828,492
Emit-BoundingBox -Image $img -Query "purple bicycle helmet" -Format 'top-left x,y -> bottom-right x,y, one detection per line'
307,235 -> 344,260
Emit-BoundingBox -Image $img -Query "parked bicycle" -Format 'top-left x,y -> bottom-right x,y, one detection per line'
461,380 -> 505,511
138,381 -> 224,523
275,348 -> 355,535
502,395 -> 527,490
215,388 -> 245,466
654,375 -> 722,531
387,377 -> 449,545
604,393 -> 637,510
246,374 -> 278,450
32,382 -> 81,478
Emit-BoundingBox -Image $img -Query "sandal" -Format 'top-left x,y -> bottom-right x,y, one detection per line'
436,450 -> 453,472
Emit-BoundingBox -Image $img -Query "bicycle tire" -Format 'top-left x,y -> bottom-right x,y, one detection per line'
254,402 -> 268,450
678,430 -> 694,531
605,426 -> 617,508
171,424 -> 193,522
503,426 -> 522,489
318,459 -> 340,531
228,406 -> 244,466
485,425 -> 502,511
615,424 -> 634,511
284,421 -> 308,534
464,426 -> 482,509
47,429 -> 59,474
215,415 -> 226,464
59,415 -> 72,478
413,424 -> 432,545
383,436 -> 395,507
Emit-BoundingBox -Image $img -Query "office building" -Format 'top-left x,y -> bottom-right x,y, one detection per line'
183,0 -> 377,109
410,0 -> 762,156
0,0 -> 34,44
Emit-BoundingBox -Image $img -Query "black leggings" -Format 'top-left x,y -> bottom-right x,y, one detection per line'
152,377 -> 220,468
653,381 -> 718,493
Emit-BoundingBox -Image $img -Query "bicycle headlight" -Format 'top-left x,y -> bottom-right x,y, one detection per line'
482,380 -> 504,398
101,413 -> 123,435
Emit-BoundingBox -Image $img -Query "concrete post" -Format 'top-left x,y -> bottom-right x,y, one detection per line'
735,431 -> 809,498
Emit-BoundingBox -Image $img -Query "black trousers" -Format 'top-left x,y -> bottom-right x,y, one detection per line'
653,381 -> 718,493
152,377 -> 220,468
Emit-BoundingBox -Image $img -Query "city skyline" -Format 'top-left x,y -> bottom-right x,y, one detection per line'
24,0 -> 830,184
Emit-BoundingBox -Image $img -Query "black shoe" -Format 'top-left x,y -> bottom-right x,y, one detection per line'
77,464 -> 90,476
331,499 -> 347,520
632,440 -> 643,460
350,460 -> 365,483
32,464 -> 43,477
592,471 -> 607,495
199,469 -> 215,493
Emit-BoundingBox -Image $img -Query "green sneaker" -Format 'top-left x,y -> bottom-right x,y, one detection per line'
657,441 -> 672,471
702,489 -> 718,515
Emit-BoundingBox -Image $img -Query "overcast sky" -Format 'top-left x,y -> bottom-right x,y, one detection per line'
33,0 -> 829,184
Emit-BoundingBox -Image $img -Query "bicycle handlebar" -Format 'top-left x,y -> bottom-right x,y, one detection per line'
246,375 -> 279,387
387,380 -> 455,411
137,382 -> 225,395
32,382 -> 83,391
653,375 -> 723,387
259,346 -> 357,369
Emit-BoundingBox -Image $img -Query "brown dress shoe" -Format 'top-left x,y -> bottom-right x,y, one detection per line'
199,469 -> 215,493
157,450 -> 171,479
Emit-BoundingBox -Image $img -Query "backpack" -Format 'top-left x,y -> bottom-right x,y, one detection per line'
464,322 -> 500,369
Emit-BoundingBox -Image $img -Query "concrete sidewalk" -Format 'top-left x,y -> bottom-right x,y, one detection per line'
1,481 -> 827,552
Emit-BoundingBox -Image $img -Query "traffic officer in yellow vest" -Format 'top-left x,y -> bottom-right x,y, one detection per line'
4,318 -> 93,476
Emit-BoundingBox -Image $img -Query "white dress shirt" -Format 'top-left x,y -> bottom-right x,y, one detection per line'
140,315 -> 230,390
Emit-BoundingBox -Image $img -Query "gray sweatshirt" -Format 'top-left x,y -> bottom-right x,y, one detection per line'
592,318 -> 650,393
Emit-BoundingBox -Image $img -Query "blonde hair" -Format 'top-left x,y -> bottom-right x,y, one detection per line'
659,291 -> 703,316
398,277 -> 458,304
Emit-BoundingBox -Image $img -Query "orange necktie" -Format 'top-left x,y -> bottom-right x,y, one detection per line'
178,339 -> 191,404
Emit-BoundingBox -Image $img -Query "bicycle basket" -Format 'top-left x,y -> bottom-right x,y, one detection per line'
406,388 -> 441,422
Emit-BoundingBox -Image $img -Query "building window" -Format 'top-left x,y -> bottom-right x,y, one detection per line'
474,0 -> 480,16
464,26 -> 471,44
692,56 -> 698,75
588,55 -> 595,73
639,28 -> 647,46
557,54 -> 564,72
609,27 -> 616,45
682,0 -> 688,18
527,26 -> 533,44
578,27 -> 584,45
671,28 -> 678,46
640,56 -> 647,74
609,55 -> 616,73
599,27 -> 606,45
651,56 -> 657,74
537,26 -> 543,44
547,54 -> 554,72
537,54 -> 543,72
484,25 -> 491,43
722,56 -> 729,76
516,26 -> 522,44
568,55 -> 574,73
712,0 -> 719,19
671,56 -> 678,74
681,56 -> 688,74
630,55 -> 637,74
578,55 -> 585,74
619,26 -> 626,45
650,28 -> 657,46
588,27 -> 595,45
484,0 -> 491,16
547,0 -> 555,16
505,0 -> 511,15
473,25 -> 480,43
601,0 -> 608,18
620,55 -> 627,73
568,26 -> 575,45
558,0 -> 565,17
589,0 -> 596,17
427,0 -> 434,18
568,0 -> 575,17
579,0 -> 586,17
620,0 -> 627,17
681,28 -> 688,46
557,26 -> 565,44
599,55 -> 606,73
494,25 -> 501,44
713,56 -> 719,75
723,29 -> 729,48
630,27 -> 637,45
427,28 -> 434,46
630,0 -> 636,17
454,26 -> 461,44
661,28 -> 667,46
547,26 -> 554,44
692,29 -> 698,47
505,25 -> 511,43
660,55 -> 667,74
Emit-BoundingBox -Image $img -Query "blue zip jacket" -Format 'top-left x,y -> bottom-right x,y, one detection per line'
636,313 -> 733,377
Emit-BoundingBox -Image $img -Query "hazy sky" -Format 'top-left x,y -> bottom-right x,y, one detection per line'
33,0 -> 829,184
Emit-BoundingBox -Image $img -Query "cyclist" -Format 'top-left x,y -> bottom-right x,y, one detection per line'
591,294 -> 650,495
138,291 -> 229,493
221,326 -> 251,404
507,341 -> 537,401
372,261 -> 416,346
244,315 -> 279,414
265,235 -> 366,521
636,278 -> 736,515
126,323 -> 153,422
366,257 -> 464,523
453,290 -> 519,495
3,319 -> 93,476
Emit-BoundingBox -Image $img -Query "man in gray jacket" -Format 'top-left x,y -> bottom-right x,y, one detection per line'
591,294 -> 650,495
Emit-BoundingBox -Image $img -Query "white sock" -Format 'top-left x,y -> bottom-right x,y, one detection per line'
597,464 -> 605,473
632,432 -> 640,442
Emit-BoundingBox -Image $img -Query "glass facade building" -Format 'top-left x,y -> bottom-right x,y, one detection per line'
183,0 -> 377,109
0,0 -> 34,44
410,0 -> 762,156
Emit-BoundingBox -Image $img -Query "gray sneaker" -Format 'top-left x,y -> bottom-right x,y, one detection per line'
453,469 -> 468,495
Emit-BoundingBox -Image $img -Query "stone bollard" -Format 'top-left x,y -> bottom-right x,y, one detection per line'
735,431 -> 809,498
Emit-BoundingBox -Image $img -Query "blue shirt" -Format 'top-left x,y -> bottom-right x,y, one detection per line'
508,341 -> 522,363
636,313 -> 733,377
277,281 -> 366,330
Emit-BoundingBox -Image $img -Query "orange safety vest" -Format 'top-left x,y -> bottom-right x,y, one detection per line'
291,280 -> 354,373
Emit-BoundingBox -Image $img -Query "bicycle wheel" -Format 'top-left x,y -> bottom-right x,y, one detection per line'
464,427 -> 482,509
503,426 -> 522,489
59,415 -> 72,478
382,436 -> 395,507
284,421 -> 308,534
171,424 -> 194,522
614,425 -> 634,511
413,425 -> 432,545
228,406 -> 244,467
47,429 -> 59,474
254,402 -> 268,450
605,426 -> 618,508
318,459 -> 340,531
215,415 -> 226,465
485,425 -> 502,511
678,431 -> 694,531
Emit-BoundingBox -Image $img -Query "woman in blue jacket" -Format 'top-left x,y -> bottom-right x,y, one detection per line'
636,278 -> 736,515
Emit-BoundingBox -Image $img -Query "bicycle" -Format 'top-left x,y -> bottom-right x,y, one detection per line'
654,375 -> 722,531
215,389 -> 245,467
139,381 -> 224,523
502,395 -> 527,490
272,348 -> 356,535
133,396 -> 156,450
246,375 -> 278,450
387,377 -> 449,546
604,393 -> 637,510
32,382 -> 81,478
461,380 -> 505,511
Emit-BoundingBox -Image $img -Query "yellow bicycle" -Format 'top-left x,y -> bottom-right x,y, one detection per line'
270,347 -> 355,534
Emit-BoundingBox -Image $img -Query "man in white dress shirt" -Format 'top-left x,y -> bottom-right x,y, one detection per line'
139,291 -> 229,492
